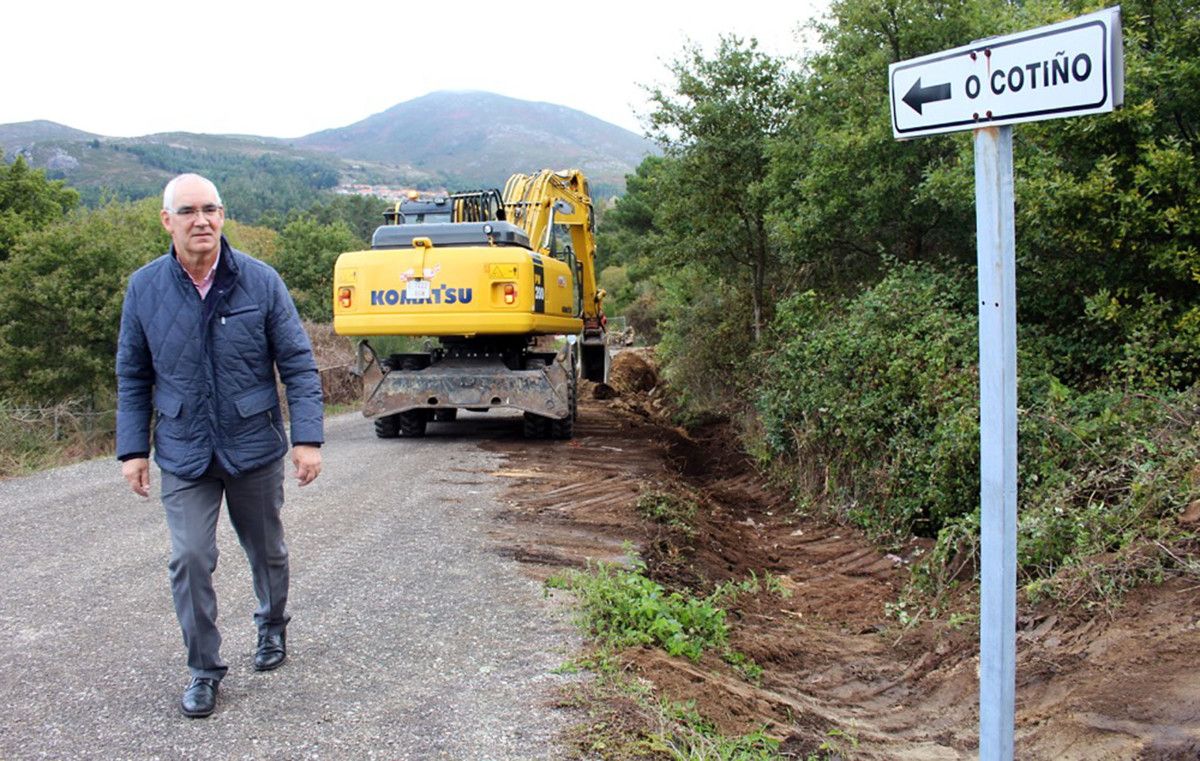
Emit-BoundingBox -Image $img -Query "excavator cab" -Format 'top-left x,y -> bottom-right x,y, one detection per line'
383,195 -> 453,225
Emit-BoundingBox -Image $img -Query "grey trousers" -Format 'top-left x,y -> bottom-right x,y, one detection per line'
161,458 -> 290,680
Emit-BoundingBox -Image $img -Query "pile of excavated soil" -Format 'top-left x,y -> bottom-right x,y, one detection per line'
487,358 -> 1200,759
607,349 -> 659,395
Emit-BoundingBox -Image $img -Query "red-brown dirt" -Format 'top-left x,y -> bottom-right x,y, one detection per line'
486,350 -> 1200,760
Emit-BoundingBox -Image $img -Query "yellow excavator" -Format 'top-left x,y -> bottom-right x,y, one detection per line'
332,169 -> 609,439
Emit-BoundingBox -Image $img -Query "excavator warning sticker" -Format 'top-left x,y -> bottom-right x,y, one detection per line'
489,264 -> 518,279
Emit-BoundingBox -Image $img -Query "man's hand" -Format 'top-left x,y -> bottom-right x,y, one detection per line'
122,458 -> 151,497
292,445 -> 322,487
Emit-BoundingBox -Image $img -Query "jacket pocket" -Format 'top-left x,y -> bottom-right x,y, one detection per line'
234,384 -> 279,418
220,305 -> 261,319
153,387 -> 183,418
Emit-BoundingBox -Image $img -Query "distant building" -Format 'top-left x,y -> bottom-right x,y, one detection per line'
334,184 -> 436,202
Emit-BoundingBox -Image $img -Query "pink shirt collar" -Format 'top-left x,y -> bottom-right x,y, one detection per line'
180,251 -> 220,299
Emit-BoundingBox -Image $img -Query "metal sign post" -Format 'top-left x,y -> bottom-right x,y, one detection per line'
975,125 -> 1018,760
888,7 -> 1123,760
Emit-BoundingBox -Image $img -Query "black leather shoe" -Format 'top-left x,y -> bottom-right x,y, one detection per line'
180,677 -> 218,718
254,631 -> 287,671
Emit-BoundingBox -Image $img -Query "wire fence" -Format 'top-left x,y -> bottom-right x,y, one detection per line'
0,363 -> 361,479
0,400 -> 116,477
1,367 -> 357,441
0,400 -> 116,440
0,365 -> 359,457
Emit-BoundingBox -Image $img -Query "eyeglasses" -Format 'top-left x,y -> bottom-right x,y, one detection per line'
171,204 -> 224,219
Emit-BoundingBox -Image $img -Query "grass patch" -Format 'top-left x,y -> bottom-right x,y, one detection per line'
548,560 -> 729,661
648,699 -> 782,759
712,571 -> 794,604
548,556 -> 769,675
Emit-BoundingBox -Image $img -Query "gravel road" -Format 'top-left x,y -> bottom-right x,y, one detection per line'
0,411 -> 582,760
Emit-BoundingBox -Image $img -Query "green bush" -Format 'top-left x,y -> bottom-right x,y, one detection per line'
757,264 -> 980,538
658,266 -> 758,422
0,199 -> 166,403
758,264 -> 1200,601
636,489 -> 699,535
273,216 -> 364,322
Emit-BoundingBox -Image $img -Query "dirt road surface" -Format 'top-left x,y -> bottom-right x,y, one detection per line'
0,411 -> 581,760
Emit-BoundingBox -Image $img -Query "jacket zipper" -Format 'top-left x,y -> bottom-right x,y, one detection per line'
268,409 -> 285,445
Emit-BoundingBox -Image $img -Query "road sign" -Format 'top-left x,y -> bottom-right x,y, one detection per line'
889,8 -> 1124,760
889,7 -> 1123,138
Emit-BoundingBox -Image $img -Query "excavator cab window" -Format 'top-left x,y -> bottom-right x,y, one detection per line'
407,211 -> 452,224
548,223 -> 572,261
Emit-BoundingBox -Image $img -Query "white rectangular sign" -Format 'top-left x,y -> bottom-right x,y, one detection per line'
890,7 -> 1124,138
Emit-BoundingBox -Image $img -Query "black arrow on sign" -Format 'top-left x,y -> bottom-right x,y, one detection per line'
903,78 -> 952,114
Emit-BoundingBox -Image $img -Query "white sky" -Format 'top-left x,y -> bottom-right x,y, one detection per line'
2,0 -> 829,139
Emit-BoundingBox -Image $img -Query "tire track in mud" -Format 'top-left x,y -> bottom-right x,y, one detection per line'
484,385 -> 981,758
484,353 -> 1200,759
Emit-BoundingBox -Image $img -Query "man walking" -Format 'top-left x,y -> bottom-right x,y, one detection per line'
116,173 -> 324,718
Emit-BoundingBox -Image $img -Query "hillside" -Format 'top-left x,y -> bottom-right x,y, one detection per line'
0,120 -> 100,146
0,92 -> 655,208
296,91 -> 655,195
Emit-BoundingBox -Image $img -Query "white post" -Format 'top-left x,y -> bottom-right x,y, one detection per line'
974,125 -> 1018,761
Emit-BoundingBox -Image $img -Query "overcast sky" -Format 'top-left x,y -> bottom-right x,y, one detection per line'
3,0 -> 829,139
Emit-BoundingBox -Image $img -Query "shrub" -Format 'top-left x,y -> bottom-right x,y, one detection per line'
0,199 -> 165,403
757,264 -> 980,538
757,264 -> 1200,604
658,266 -> 758,422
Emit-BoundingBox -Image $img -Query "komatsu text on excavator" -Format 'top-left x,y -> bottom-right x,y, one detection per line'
332,169 -> 609,439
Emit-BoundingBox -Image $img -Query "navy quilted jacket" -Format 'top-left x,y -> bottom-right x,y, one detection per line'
116,238 -> 324,479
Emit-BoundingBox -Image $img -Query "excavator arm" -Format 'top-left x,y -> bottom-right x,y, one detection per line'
503,169 -> 608,380
503,170 -> 603,317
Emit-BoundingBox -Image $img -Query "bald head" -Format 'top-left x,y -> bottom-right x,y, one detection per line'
163,174 -> 222,211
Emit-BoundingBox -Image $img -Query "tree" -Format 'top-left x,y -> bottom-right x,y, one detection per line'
0,199 -> 165,403
0,152 -> 79,262
224,220 -> 280,264
646,36 -> 793,342
1005,0 -> 1200,386
766,0 -> 1005,293
273,217 -> 364,322
301,194 -> 391,243
596,155 -> 672,328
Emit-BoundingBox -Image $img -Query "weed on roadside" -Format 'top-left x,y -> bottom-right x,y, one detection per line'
547,559 -> 729,661
0,401 -> 114,478
637,488 -> 700,537
649,699 -> 781,759
712,571 -> 794,604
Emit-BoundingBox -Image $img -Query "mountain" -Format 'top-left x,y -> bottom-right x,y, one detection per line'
295,91 -> 655,194
0,120 -> 100,145
0,92 -> 656,208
